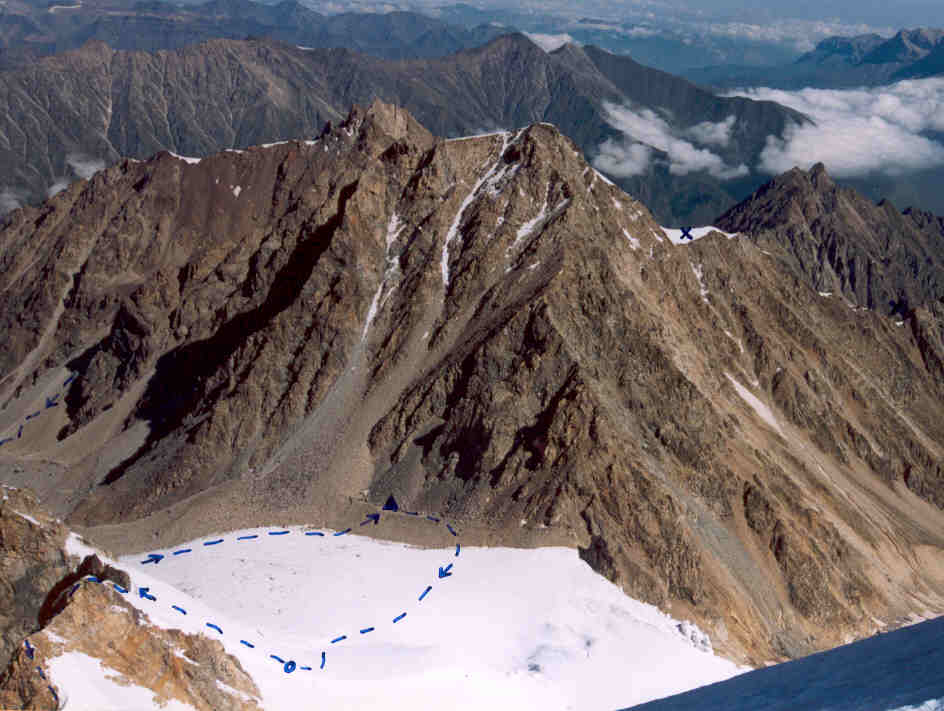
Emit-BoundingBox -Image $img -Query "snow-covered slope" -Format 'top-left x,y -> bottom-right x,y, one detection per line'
621,615 -> 944,711
61,525 -> 747,711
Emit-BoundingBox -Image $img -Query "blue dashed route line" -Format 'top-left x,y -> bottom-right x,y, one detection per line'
0,371 -> 79,448
120,496 -> 461,676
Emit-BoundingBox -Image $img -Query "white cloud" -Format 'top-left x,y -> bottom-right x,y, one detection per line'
703,19 -> 895,53
727,78 -> 944,177
687,116 -> 736,147
524,33 -> 575,52
594,139 -> 652,177
47,179 -> 70,198
0,187 -> 25,214
66,154 -> 105,180
594,102 -> 748,180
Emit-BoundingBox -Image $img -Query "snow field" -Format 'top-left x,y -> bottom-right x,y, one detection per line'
38,526 -> 748,711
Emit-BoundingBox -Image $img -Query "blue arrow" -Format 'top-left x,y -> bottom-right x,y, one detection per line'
330,635 -> 346,644
138,587 -> 157,601
419,585 -> 432,601
320,652 -> 326,670
455,543 -> 461,557
268,530 -> 290,536
333,528 -> 351,536
17,425 -> 23,439
172,605 -> 187,615
26,411 -> 41,420
141,553 -> 164,565
438,564 -> 453,579
112,583 -> 128,594
240,640 -> 255,648
237,535 -> 258,541
24,640 -> 34,659
45,394 -> 60,408
64,372 -> 77,386
359,627 -> 375,634
203,539 -> 224,546
49,686 -> 59,704
206,623 -> 223,634
0,438 -> 13,447
393,612 -> 407,623
446,523 -> 458,536
300,666 -> 312,671
173,548 -> 192,556
360,513 -> 380,526
426,515 -> 441,522
270,655 -> 285,664
305,531 -> 324,537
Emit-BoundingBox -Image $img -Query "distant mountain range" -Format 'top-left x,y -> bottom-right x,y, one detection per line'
0,34 -> 806,225
685,28 -> 944,89
0,0 -> 505,69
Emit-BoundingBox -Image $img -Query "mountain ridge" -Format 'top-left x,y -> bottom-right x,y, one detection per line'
0,33 -> 810,225
1,102 -> 942,666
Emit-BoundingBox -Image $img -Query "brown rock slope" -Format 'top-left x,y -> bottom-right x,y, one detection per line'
0,102 -> 943,664
0,486 -> 261,710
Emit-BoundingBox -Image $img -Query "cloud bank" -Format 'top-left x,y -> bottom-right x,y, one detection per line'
704,19 -> 895,52
67,154 -> 105,180
728,78 -> 944,177
0,187 -> 25,214
594,103 -> 748,179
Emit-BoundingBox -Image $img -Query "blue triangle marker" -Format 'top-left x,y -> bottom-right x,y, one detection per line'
382,495 -> 399,512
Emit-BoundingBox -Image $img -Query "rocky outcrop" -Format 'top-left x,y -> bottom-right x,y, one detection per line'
715,163 -> 944,316
1,103 -> 943,665
0,488 -> 262,710
0,486 -> 74,674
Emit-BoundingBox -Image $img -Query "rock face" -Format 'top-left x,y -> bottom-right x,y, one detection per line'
1,102 -> 943,665
0,486 -> 74,674
0,34 -> 806,225
0,487 -> 261,710
715,163 -> 944,316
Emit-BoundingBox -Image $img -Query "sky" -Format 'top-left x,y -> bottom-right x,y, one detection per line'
672,0 -> 944,26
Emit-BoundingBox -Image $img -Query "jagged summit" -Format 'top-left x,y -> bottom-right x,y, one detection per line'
1,105 -> 943,666
715,162 -> 944,315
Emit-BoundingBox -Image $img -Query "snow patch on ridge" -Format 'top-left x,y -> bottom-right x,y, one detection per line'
442,132 -> 515,287
661,226 -> 738,245
725,373 -> 783,436
363,213 -> 407,340
690,262 -> 709,302
167,152 -> 201,165
623,228 -> 640,250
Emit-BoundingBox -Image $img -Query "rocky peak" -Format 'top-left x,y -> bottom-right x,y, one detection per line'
716,163 -> 944,314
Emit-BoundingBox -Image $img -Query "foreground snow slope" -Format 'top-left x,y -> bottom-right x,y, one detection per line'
53,524 -> 747,711
622,615 -> 944,711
